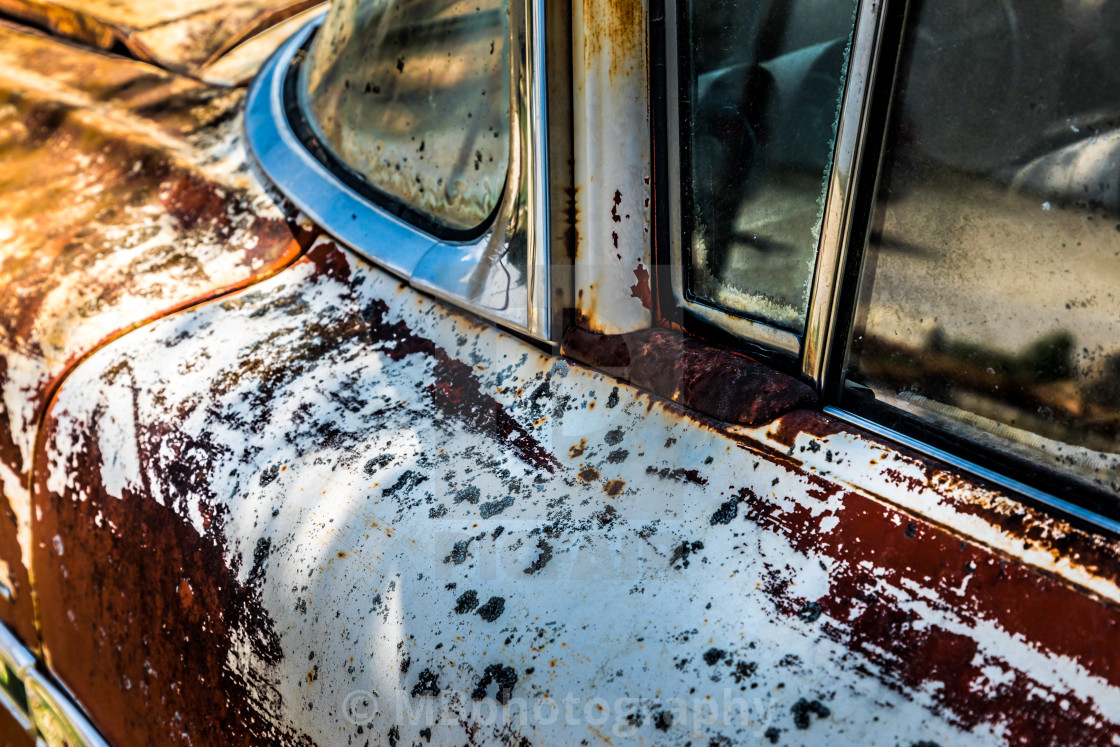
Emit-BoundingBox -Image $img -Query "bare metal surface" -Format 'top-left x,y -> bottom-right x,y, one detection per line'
0,0 -> 325,75
197,4 -> 330,87
572,0 -> 652,334
0,23 -> 311,645
34,238 -> 1120,745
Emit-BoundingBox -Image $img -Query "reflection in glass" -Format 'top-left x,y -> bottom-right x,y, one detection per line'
847,0 -> 1120,495
683,0 -> 857,332
300,0 -> 510,232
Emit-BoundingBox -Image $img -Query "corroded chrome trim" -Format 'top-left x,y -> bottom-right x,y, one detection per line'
664,1 -> 802,357
0,623 -> 110,747
825,406 -> 1120,537
245,7 -> 553,342
801,0 -> 889,386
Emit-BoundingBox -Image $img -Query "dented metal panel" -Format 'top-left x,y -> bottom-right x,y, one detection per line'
33,239 -> 1120,745
0,0 -> 325,76
572,0 -> 653,334
0,24 -> 311,645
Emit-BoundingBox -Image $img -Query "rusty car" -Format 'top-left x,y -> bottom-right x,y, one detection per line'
0,0 -> 1118,744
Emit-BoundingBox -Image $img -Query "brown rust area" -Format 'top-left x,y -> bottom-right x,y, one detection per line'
719,473 -> 1120,743
0,25 -> 311,643
562,326 -> 817,426
767,407 -> 1120,600
0,0 -> 325,75
31,389 -> 313,746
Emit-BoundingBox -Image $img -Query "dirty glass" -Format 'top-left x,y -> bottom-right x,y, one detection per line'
682,0 -> 858,332
846,0 -> 1120,496
299,0 -> 510,233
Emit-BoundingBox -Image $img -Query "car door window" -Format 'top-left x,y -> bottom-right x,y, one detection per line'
679,0 -> 859,333
842,0 -> 1120,498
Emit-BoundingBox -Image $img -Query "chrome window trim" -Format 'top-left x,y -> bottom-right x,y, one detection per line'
664,0 -> 889,363
825,406 -> 1120,537
801,0 -> 889,387
245,3 -> 555,342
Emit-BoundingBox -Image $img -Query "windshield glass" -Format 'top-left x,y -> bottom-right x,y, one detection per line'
298,0 -> 511,233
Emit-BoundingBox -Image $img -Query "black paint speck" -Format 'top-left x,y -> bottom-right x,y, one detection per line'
606,387 -> 620,408
524,539 -> 554,575
791,698 -> 830,729
471,664 -> 518,704
669,540 -> 704,570
798,601 -> 823,623
477,596 -> 506,622
480,496 -> 514,518
653,710 -> 673,731
455,590 -> 479,614
905,521 -> 918,538
702,647 -> 727,666
411,669 -> 441,697
606,449 -> 629,464
454,485 -> 481,504
604,427 -> 625,445
764,727 -> 781,744
709,498 -> 739,525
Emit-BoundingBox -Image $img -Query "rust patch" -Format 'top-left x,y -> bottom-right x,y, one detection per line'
710,468 -> 1120,742
580,0 -> 645,82
562,326 -> 817,426
767,408 -> 1120,598
0,25 -> 310,643
629,262 -> 653,311
32,407 -> 312,745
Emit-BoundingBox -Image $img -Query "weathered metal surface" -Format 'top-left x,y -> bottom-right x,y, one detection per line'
0,24 -> 311,645
196,4 -> 329,88
572,0 -> 653,334
563,325 -> 817,425
34,238 -> 1120,745
0,0 -> 325,76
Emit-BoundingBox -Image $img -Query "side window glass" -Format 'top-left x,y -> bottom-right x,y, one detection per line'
680,0 -> 858,333
298,0 -> 511,234
845,0 -> 1120,497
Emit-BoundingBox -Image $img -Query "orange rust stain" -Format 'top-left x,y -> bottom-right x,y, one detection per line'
569,439 -> 588,459
578,466 -> 600,483
581,0 -> 646,82
604,480 -> 625,497
178,579 -> 194,609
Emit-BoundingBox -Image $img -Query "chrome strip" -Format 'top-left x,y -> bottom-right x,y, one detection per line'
245,8 -> 553,342
0,622 -> 110,747
825,406 -> 1120,537
663,0 -> 801,356
801,0 -> 890,386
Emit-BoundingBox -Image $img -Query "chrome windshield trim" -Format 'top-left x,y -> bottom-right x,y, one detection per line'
245,7 -> 553,342
801,0 -> 890,387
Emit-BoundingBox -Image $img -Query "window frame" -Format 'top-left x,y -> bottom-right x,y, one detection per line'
661,0 -> 888,363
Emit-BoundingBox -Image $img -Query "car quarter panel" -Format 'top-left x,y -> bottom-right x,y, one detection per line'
33,238 -> 1120,745
0,0 -> 326,77
0,24 -> 312,645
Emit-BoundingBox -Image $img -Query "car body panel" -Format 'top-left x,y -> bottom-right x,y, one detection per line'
0,0 -> 326,77
0,23 -> 313,645
33,238 -> 1120,745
